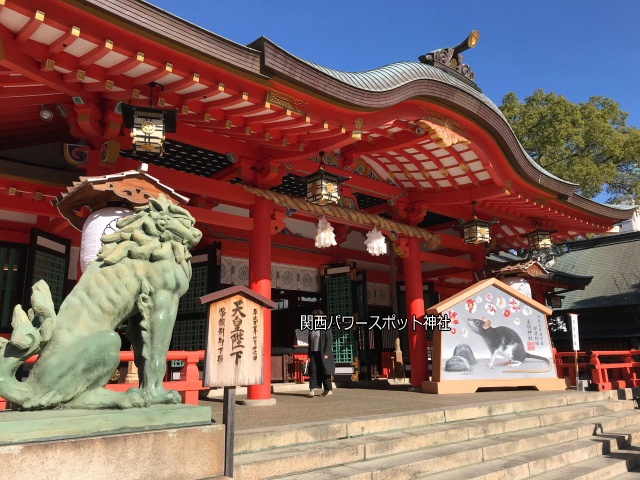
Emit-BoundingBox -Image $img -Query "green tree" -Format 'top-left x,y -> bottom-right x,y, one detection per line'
499,90 -> 640,203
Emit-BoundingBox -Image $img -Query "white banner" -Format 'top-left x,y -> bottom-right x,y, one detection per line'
570,314 -> 579,351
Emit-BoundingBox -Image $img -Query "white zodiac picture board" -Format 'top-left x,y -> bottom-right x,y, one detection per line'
423,278 -> 567,394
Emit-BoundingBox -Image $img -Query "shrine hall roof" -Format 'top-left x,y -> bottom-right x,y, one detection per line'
0,0 -> 635,238
81,1 -> 627,219
551,232 -> 640,310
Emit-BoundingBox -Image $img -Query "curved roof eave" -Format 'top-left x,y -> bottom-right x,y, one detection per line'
77,1 -> 635,222
250,38 -> 632,221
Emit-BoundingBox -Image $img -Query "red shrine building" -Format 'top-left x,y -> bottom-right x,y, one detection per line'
0,0 -> 635,400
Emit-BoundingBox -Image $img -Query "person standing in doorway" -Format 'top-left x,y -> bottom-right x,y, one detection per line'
307,309 -> 335,397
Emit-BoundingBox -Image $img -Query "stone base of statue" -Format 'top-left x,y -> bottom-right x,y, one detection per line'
0,404 -> 224,480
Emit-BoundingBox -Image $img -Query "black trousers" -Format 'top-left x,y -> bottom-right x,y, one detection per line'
309,351 -> 332,391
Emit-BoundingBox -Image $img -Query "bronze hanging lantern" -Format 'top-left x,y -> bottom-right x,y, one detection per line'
547,294 -> 564,309
303,151 -> 349,206
524,225 -> 556,250
459,201 -> 497,245
121,83 -> 177,156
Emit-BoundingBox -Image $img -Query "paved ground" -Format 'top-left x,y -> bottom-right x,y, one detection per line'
199,386 -> 575,430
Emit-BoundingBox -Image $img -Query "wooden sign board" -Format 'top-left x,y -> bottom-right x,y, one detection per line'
200,286 -> 276,387
423,278 -> 567,394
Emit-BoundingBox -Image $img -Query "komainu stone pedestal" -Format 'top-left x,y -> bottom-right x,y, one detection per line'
0,405 -> 224,480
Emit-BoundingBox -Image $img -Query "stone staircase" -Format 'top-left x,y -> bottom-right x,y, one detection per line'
229,391 -> 640,480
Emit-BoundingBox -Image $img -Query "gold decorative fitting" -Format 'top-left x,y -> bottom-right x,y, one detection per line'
265,90 -> 304,115
323,122 -> 329,129
340,127 -> 346,134
132,89 -> 140,98
8,187 -> 16,196
416,118 -> 470,149
105,40 -> 113,50
157,97 -> 165,107
165,63 -> 173,72
242,92 -> 249,100
351,131 -> 362,140
245,127 -> 251,135
71,26 -> 80,36
43,59 -> 55,71
76,70 -> 85,81
105,79 -> 114,90
305,116 -> 311,123
418,108 -> 466,135
225,120 -> 232,129
181,105 -> 189,114
354,117 -> 364,129
110,369 -> 120,382
264,133 -> 271,141
193,73 -> 200,82
350,357 -> 360,382
299,144 -> 305,151
204,113 -> 211,122
282,139 -> 288,146
136,52 -> 144,61
35,11 -> 45,21
218,83 -> 225,91
35,192 -> 43,201
460,163 -> 470,172
439,167 -> 449,177
422,170 -> 431,179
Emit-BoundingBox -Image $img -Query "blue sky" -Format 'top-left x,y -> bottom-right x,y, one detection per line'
149,0 -> 639,201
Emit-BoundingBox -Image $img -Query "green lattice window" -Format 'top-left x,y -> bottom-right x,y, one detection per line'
178,264 -> 208,314
32,250 -> 66,311
171,318 -> 207,351
0,246 -> 25,329
171,263 -> 210,366
170,318 -> 207,367
325,275 -> 355,363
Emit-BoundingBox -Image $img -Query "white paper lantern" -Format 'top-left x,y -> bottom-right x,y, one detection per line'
502,277 -> 532,298
314,216 -> 337,248
364,227 -> 387,256
80,207 -> 133,272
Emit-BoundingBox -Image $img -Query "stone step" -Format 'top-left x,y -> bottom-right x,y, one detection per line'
610,469 -> 640,479
235,392 -> 622,454
237,410 -> 640,480
420,436 -> 622,480
528,453 -> 640,480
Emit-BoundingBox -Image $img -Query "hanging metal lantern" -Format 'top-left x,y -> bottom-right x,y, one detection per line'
303,151 -> 349,206
459,201 -> 497,245
524,229 -> 556,250
121,104 -> 177,155
547,294 -> 564,309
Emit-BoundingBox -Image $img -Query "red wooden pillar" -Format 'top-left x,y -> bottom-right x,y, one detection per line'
403,236 -> 428,389
246,196 -> 274,403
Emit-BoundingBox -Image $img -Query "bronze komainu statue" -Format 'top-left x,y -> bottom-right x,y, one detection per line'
0,194 -> 202,409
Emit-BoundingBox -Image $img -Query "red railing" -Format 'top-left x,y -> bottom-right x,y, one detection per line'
554,351 -> 590,387
586,350 -> 640,391
0,350 -> 206,410
555,349 -> 640,391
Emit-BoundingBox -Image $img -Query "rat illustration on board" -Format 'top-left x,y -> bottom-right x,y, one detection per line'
467,318 -> 551,373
